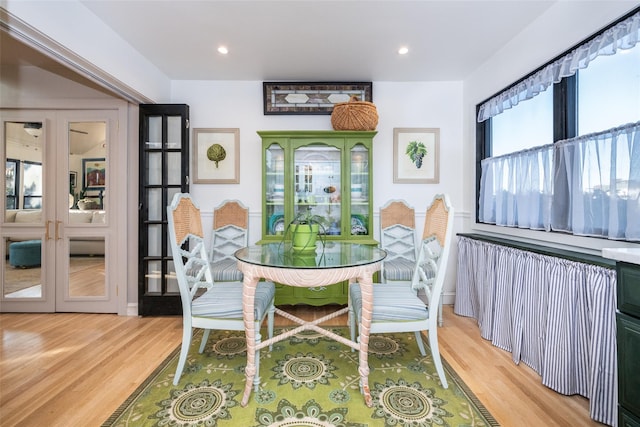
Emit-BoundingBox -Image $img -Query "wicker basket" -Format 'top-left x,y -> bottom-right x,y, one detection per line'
331,96 -> 378,131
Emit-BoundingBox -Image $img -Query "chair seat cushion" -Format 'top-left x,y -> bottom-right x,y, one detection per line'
350,282 -> 428,322
193,281 -> 275,320
383,258 -> 415,281
210,259 -> 243,282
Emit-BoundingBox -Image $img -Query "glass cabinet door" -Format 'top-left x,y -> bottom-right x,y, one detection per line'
265,143 -> 285,236
259,130 -> 376,246
350,144 -> 370,237
293,145 -> 341,236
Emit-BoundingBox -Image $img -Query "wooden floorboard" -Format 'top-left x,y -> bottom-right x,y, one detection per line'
0,306 -> 600,426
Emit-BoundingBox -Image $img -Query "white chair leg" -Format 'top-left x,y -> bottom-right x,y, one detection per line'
428,329 -> 448,389
267,305 -> 275,351
414,331 -> 427,356
199,329 -> 211,353
438,301 -> 443,327
173,327 -> 193,386
348,306 -> 357,352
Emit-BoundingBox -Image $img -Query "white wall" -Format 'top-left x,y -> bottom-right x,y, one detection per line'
0,65 -> 113,104
462,1 -> 639,255
172,79 -> 464,302
2,0 -> 171,102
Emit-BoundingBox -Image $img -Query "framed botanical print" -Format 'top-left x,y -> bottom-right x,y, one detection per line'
393,128 -> 440,184
192,128 -> 240,184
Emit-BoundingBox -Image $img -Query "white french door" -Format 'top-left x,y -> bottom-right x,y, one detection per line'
1,109 -> 118,313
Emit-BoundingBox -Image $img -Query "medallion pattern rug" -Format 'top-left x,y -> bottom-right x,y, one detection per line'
104,328 -> 499,426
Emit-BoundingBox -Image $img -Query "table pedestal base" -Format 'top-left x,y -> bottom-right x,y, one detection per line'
239,261 -> 380,408
240,305 -> 373,407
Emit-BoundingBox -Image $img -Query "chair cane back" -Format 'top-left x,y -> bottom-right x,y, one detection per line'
209,200 -> 249,282
379,200 -> 417,283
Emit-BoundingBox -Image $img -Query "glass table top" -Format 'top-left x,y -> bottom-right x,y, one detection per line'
235,242 -> 386,269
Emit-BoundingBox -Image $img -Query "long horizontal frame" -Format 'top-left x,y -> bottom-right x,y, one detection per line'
263,81 -> 373,115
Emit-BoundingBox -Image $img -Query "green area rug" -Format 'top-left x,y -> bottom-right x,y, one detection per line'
104,328 -> 499,426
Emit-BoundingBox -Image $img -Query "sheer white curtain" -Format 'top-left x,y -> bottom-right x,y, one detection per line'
553,121 -> 640,240
479,144 -> 554,230
479,121 -> 640,241
478,11 -> 639,122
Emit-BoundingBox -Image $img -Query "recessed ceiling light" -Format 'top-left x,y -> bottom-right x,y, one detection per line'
218,46 -> 228,55
398,47 -> 409,55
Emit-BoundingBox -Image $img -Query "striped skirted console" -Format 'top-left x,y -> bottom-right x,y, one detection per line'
454,234 -> 617,427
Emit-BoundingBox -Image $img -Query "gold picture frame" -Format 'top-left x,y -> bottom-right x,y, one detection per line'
393,128 -> 440,184
193,128 -> 240,184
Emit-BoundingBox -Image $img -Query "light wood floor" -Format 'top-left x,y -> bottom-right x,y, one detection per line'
4,257 -> 105,297
0,305 -> 599,427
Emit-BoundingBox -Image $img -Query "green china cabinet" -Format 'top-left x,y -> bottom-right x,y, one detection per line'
258,130 -> 377,306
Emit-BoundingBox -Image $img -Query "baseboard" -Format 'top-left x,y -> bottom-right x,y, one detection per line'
126,303 -> 138,316
442,293 -> 455,306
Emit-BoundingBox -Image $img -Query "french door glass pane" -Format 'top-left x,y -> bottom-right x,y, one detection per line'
146,152 -> 162,185
3,237 -> 43,299
145,260 -> 162,293
68,238 -> 105,297
3,121 -> 42,304
167,116 -> 182,148
4,121 -> 42,222
147,188 -> 162,221
166,260 -> 178,293
166,152 -> 182,185
147,224 -> 162,257
147,116 -> 162,146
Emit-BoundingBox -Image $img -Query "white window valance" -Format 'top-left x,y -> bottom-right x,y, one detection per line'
477,11 -> 640,122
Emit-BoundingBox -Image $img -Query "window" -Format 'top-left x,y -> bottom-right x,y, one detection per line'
5,159 -> 19,209
477,8 -> 640,242
22,161 -> 42,209
492,88 -> 553,157
578,42 -> 640,135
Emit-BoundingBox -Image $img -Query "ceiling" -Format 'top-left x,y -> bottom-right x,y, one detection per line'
1,0 -> 561,83
5,121 -> 107,156
78,0 -> 555,81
